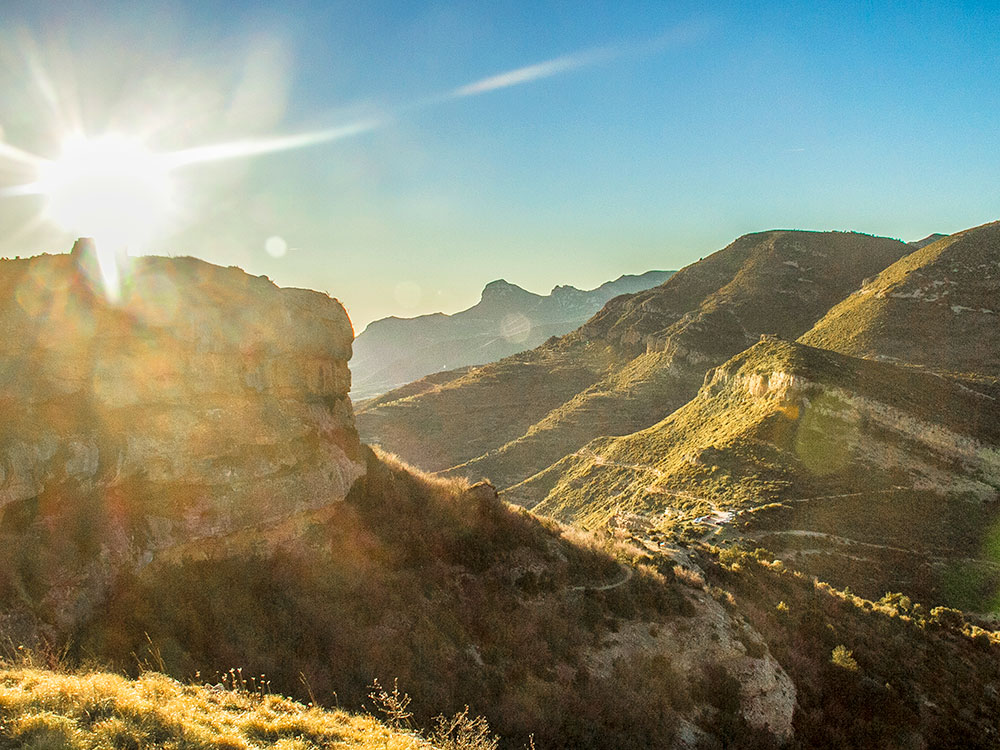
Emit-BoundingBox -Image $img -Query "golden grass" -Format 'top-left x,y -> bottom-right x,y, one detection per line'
0,667 -> 434,750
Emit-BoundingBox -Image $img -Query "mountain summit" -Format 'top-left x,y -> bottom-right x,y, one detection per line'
803,220 -> 1000,376
350,269 -> 672,400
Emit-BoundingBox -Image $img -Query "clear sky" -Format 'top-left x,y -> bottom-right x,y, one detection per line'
1,1 -> 998,330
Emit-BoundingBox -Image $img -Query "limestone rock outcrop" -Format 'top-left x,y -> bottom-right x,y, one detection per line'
0,242 -> 364,624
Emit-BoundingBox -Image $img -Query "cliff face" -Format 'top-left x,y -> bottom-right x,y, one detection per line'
0,242 -> 364,627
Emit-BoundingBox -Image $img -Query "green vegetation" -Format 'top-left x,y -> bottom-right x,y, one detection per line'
702,545 -> 1000,748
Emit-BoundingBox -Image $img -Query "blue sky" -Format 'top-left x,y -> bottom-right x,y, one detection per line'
0,1 -> 998,328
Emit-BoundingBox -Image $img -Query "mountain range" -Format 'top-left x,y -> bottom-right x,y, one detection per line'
357,222 -> 1000,612
357,230 -> 912,487
350,271 -> 672,400
4,227 -> 1000,749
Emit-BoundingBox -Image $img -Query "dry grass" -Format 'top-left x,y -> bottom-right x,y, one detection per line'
0,666 -> 434,750
371,448 -> 471,497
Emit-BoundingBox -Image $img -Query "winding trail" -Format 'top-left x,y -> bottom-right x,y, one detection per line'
568,565 -> 635,593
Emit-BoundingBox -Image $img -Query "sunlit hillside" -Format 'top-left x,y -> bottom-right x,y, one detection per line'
0,665 -> 440,749
358,230 -> 911,488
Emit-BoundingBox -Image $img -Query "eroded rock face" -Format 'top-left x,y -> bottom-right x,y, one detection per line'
0,243 -> 364,625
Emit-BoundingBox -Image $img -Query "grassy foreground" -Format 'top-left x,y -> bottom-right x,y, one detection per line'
0,666 -> 435,750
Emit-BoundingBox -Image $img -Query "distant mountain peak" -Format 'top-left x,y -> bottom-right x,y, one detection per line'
351,269 -> 674,399
550,284 -> 585,296
908,233 -> 948,249
480,278 -> 532,300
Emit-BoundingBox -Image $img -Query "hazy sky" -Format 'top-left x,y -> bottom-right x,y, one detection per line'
1,1 -> 998,330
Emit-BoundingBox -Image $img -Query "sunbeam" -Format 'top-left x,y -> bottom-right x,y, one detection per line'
164,118 -> 383,169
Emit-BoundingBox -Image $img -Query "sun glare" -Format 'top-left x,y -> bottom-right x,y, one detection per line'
35,134 -> 173,299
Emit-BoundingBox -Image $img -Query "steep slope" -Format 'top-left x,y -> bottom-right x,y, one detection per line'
355,343 -> 615,471
513,338 -> 1000,609
802,220 -> 1000,376
438,230 -> 912,488
351,271 -> 672,400
0,240 -> 364,630
62,447 -> 797,749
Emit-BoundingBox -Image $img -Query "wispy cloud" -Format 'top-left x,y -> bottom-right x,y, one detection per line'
449,50 -> 608,98
447,18 -> 713,100
1,19 -> 715,186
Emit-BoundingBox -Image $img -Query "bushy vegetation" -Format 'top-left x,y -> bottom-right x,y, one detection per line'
702,544 -> 1000,748
61,447 -> 693,749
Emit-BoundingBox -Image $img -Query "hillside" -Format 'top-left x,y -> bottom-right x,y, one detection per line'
4,241 -> 1000,747
10,443 -> 1000,748
358,230 -> 912,487
802,221 -> 1000,376
511,338 -> 1000,610
45,446 -> 800,749
351,271 -> 673,400
0,246 -> 801,748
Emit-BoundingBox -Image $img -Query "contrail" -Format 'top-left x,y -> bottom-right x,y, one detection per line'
449,49 -> 610,98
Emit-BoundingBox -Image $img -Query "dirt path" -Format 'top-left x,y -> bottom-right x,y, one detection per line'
765,530 -> 1000,570
569,565 -> 634,593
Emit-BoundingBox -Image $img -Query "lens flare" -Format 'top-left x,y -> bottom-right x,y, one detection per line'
37,134 -> 172,248
34,134 -> 173,300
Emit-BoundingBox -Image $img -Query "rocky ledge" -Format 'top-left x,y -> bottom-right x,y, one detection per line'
0,241 -> 364,626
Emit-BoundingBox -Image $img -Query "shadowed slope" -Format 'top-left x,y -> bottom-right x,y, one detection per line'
67,446 -> 798,749
356,344 -> 616,471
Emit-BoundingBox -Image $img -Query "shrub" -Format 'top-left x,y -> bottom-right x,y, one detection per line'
831,645 -> 859,671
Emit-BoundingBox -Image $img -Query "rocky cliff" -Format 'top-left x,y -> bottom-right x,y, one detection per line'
0,241 -> 364,629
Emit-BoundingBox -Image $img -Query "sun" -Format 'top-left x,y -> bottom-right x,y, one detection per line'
37,133 -> 173,253
30,133 -> 174,301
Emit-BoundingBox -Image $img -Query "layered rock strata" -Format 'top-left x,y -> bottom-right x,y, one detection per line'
0,242 -> 364,624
